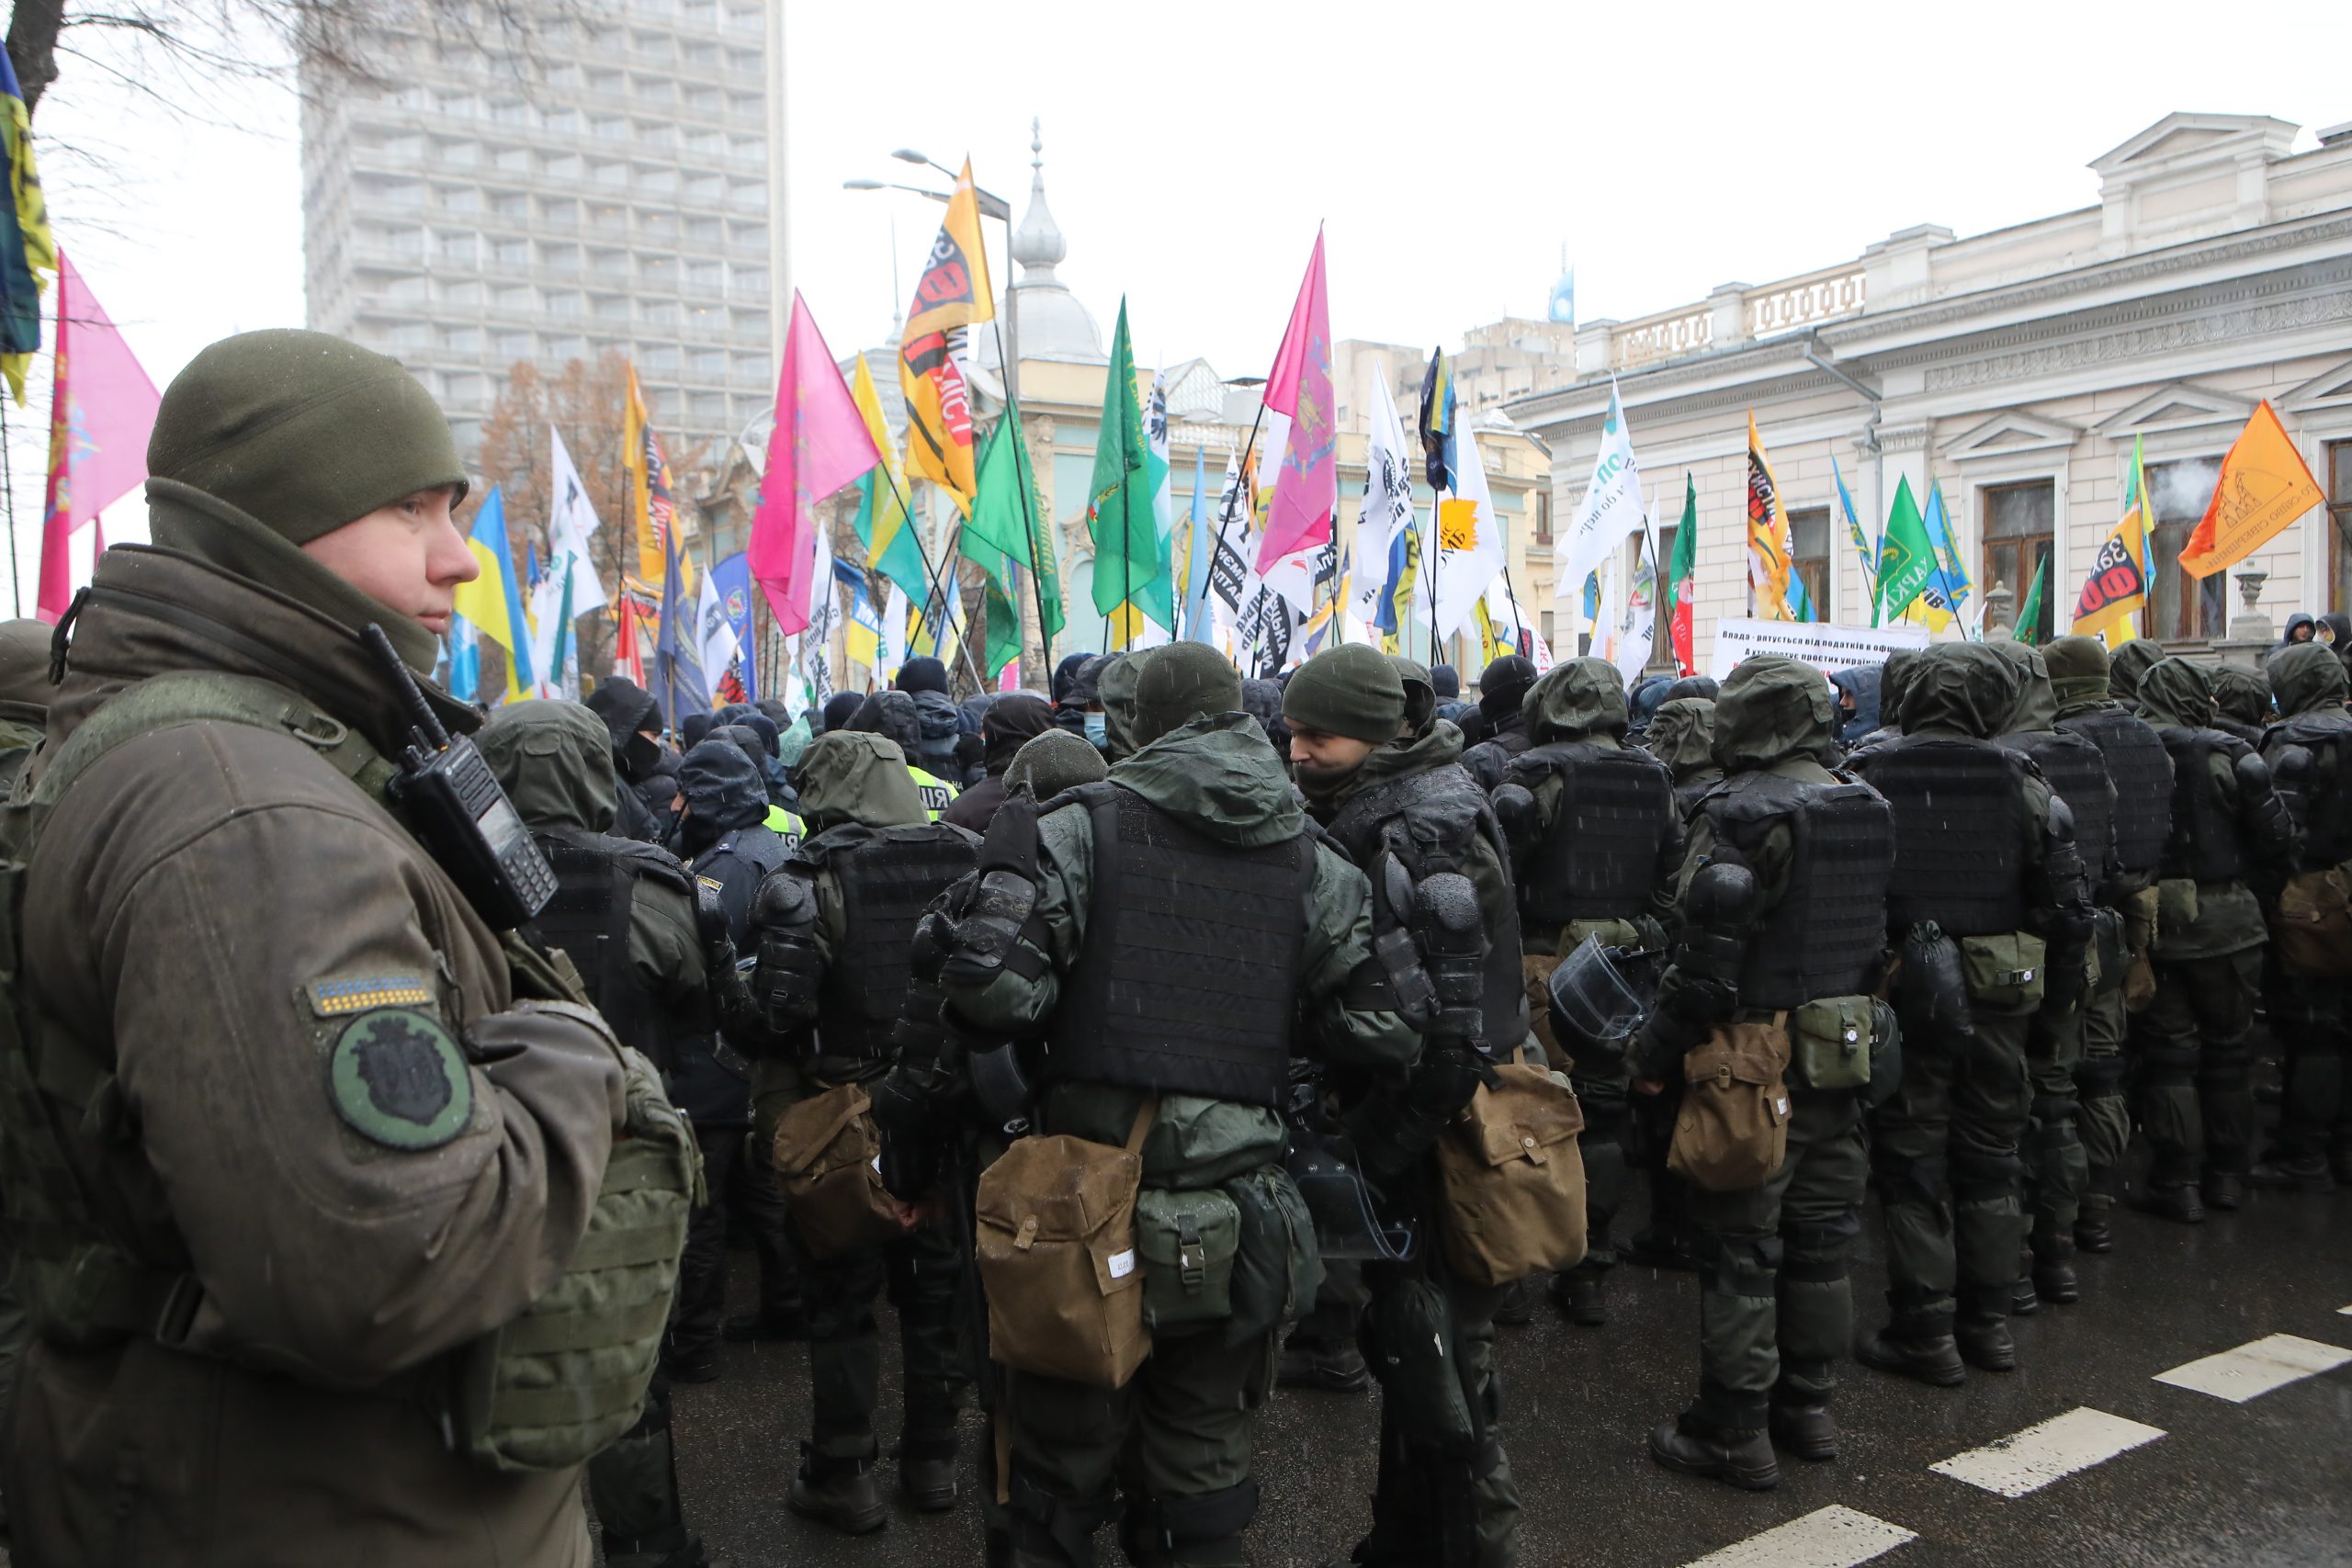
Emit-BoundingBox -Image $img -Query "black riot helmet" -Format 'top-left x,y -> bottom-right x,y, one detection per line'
1547,936 -> 1662,1061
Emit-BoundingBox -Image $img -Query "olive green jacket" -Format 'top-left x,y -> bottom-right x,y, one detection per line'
12,486 -> 628,1567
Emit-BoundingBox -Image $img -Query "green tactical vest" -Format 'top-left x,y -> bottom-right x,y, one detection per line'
0,671 -> 698,1473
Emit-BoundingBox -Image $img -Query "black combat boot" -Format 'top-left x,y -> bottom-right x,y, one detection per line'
720,1303 -> 809,1342
1550,1266 -> 1607,1326
1768,1402 -> 1839,1462
2010,1245 -> 2041,1317
1277,1335 -> 1371,1393
2132,1180 -> 2204,1224
899,1416 -> 959,1513
1955,1289 -> 2017,1373
1648,1415 -> 1780,1490
2032,1234 -> 2080,1305
1856,1316 -> 1966,1387
2249,1152 -> 2335,1193
1491,1276 -> 1537,1326
788,1446 -> 888,1535
2200,1168 -> 2245,1212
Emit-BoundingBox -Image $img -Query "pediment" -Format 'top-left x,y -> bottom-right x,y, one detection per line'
1939,408 -> 2083,461
2094,382 -> 2257,439
2089,113 -> 2298,178
2278,355 -> 2352,415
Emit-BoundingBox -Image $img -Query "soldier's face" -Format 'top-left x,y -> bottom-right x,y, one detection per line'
302,485 -> 478,637
1288,727 -> 1375,772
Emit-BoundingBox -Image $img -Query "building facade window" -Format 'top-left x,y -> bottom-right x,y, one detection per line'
1788,507 -> 1829,619
1980,479 -> 2055,641
2329,440 -> 2352,614
1532,488 -> 1552,544
2148,457 -> 2225,640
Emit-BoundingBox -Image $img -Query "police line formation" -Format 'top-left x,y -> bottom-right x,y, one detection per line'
0,330 -> 2344,1568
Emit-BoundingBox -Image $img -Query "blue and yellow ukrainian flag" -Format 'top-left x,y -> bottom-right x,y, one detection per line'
0,50 -> 54,405
452,486 -> 535,699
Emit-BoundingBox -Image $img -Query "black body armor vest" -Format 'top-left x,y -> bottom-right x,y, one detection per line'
1510,739 -> 1675,928
1048,785 -> 1315,1107
2156,728 -> 2249,885
526,826 -> 695,1066
2266,709 -> 2352,866
1324,761 -> 1529,1050
1702,773 -> 1894,1010
1860,737 -> 2029,936
2001,729 -> 2119,902
805,822 -> 978,1069
2056,706 -> 2171,885
1461,724 -> 1533,793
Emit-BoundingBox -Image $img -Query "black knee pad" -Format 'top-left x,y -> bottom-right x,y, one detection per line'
2074,1054 -> 2128,1094
1871,1149 -> 1948,1209
1705,1233 -> 1781,1298
1781,1211 -> 1860,1283
1951,1149 -> 2026,1201
1124,1480 -> 1261,1559
1009,1472 -> 1116,1567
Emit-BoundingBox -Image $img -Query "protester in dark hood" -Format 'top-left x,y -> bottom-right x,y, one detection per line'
1847,649 -> 1918,756
2280,612 -> 2317,647
942,694 -> 1055,830
1662,675 -> 1718,702
2321,614 -> 2352,688
1239,676 -> 1289,758
680,710 -> 715,750
1828,664 -> 1883,746
845,689 -> 962,817
1430,662 -> 1461,700
2209,664 -> 2272,744
891,655 -> 964,780
1459,652 -> 1540,789
820,690 -> 865,734
1049,650 -> 1093,735
672,736 -> 772,858
1625,672 -> 1675,743
1392,657 -> 1440,738
634,749 -> 684,844
1059,652 -> 1121,748
582,674 -> 668,840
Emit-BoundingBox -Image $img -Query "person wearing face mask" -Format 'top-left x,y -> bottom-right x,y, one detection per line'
1282,644 -> 1534,1568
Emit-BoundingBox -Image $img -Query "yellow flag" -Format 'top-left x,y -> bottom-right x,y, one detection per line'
2179,400 -> 2324,580
1745,412 -> 1798,623
621,365 -> 669,590
898,159 -> 994,513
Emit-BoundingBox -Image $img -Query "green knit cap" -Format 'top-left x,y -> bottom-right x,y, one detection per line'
148,330 -> 468,545
1283,644 -> 1406,743
1133,642 -> 1242,747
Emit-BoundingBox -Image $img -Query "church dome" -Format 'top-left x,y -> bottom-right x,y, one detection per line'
980,120 -> 1103,368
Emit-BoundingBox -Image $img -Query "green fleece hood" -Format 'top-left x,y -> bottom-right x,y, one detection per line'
797,730 -> 927,829
1987,638 -> 2057,732
1110,710 -> 1305,848
2135,657 -> 2214,731
1877,649 -> 1919,731
1711,657 -> 1833,771
2268,640 -> 2350,717
1524,657 -> 1629,743
477,699 -> 616,833
1645,697 -> 1716,777
2211,664 -> 2272,729
2042,634 -> 2111,713
1905,643 -> 2020,739
2109,638 -> 2165,705
1098,652 -> 1143,761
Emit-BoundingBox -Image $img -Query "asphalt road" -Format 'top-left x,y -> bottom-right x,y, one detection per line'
666,1163 -> 2352,1568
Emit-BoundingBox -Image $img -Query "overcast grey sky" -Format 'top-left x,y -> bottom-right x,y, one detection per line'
7,0 -> 2350,603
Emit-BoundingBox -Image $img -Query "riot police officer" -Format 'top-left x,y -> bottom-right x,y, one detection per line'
744,730 -> 982,1530
2044,635 -> 2173,1254
1490,658 -> 1682,1326
666,738 -> 799,1382
2132,656 -> 2297,1220
1991,640 -> 2118,1310
1852,644 -> 2092,1383
1457,653 -> 1540,790
937,643 -> 1417,1568
1283,645 -> 1531,1567
481,700 -> 720,1568
1634,656 -> 1894,1487
2256,641 -> 2352,1190
1647,695 -> 1724,820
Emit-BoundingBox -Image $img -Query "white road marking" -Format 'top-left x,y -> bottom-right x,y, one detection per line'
2338,1304 -> 2351,1316
1929,1406 -> 2165,1498
2153,1334 -> 2352,1403
1680,1505 -> 1917,1568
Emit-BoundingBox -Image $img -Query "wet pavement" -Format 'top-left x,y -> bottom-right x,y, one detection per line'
668,1166 -> 2352,1567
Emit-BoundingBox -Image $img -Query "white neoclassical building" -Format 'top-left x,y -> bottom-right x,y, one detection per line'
1509,111 -> 2352,671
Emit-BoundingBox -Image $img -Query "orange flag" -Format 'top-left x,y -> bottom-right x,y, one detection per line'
2178,400 -> 2324,579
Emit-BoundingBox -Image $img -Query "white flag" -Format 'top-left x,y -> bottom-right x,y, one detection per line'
877,582 -> 909,684
696,570 -> 741,697
1553,380 -> 1643,614
1432,424 -> 1503,638
1614,532 -> 1658,685
1351,377 -> 1417,625
546,427 -> 608,615
1597,549 -> 1623,663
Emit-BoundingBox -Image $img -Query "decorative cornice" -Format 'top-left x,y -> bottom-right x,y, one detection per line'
1877,424 -> 1932,454
1924,288 -> 2352,392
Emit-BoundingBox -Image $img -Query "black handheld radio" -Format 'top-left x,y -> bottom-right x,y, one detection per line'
365,624 -> 558,930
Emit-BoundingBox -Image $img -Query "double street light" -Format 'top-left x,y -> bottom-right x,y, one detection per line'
843,144 -> 1020,404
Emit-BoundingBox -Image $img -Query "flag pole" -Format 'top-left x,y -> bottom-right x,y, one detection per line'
982,303 -> 1058,683
876,464 -> 986,690
2,396 -> 17,619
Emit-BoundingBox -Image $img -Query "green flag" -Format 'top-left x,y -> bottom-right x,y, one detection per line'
2015,551 -> 2047,642
855,469 -> 931,605
1665,474 -> 1697,672
967,402 -> 1065,649
980,577 -> 1023,682
1087,299 -> 1159,621
1874,476 -> 1936,624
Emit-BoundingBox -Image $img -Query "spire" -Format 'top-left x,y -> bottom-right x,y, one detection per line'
1012,117 -> 1067,283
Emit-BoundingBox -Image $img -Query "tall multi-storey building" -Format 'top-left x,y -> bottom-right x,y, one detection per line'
300,0 -> 781,463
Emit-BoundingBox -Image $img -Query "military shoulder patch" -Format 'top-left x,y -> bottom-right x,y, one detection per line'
306,974 -> 435,1017
327,1010 -> 473,1151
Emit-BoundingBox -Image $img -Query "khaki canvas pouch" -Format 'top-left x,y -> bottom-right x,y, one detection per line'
974,1098 -> 1157,1390
771,1084 -> 907,1261
2274,866 -> 2352,980
1956,931 -> 2048,1014
1435,1063 -> 1588,1286
1669,1017 -> 1792,1193
1789,996 -> 1874,1091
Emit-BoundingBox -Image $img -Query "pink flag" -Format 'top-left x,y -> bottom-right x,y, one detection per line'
750,292 -> 880,634
1256,229 -> 1337,570
38,253 -> 162,622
